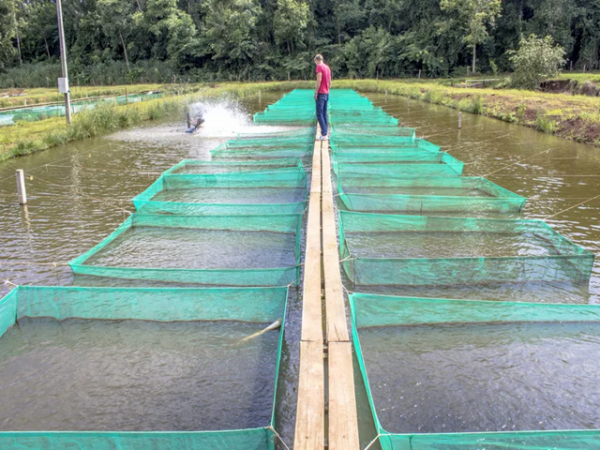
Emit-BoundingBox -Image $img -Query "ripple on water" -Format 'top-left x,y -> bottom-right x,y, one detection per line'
360,321 -> 600,433
0,318 -> 279,431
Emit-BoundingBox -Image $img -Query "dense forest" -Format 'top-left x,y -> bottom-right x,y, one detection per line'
0,0 -> 599,85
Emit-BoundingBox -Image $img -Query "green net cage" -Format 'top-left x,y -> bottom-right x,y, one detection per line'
211,147 -> 314,161
163,158 -> 305,175
0,285 -> 288,450
236,127 -> 316,139
70,213 -> 303,286
133,170 -> 308,215
336,176 -> 526,213
339,211 -> 595,286
330,138 -> 440,154
332,152 -> 464,177
350,293 -> 600,450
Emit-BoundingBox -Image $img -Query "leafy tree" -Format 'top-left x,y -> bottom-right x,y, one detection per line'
273,0 -> 309,54
440,0 -> 502,73
509,34 -> 565,89
97,0 -> 137,70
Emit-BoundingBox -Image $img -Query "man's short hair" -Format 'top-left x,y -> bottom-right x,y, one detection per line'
314,54 -> 324,62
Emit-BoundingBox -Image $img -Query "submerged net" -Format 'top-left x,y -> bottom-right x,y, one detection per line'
71,213 -> 303,286
339,211 -> 595,286
134,169 -> 308,215
0,285 -> 287,449
350,293 -> 600,450
332,152 -> 464,176
337,175 -> 526,213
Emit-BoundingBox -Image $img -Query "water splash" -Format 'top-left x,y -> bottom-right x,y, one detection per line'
189,98 -> 252,138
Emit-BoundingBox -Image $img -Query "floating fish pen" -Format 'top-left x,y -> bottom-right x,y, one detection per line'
0,285 -> 287,449
337,175 -> 526,213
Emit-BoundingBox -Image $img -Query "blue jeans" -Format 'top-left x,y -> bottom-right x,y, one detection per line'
316,93 -> 329,136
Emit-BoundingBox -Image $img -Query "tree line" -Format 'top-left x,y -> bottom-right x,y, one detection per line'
0,0 -> 599,86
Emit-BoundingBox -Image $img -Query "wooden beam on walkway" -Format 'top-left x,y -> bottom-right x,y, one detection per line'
322,144 -> 360,450
294,138 -> 325,450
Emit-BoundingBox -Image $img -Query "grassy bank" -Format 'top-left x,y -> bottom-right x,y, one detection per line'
0,81 -> 311,162
0,84 -> 208,109
336,79 -> 600,147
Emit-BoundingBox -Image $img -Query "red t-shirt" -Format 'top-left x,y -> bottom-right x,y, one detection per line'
316,63 -> 331,94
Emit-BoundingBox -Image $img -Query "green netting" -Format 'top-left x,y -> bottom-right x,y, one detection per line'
339,211 -> 595,286
350,293 -> 600,450
163,158 -> 304,175
214,136 -> 314,150
330,138 -> 440,153
337,176 -> 526,213
0,285 -> 287,449
331,127 -> 416,138
253,90 -> 316,125
332,152 -> 464,176
236,127 -> 316,139
211,147 -> 313,161
70,213 -> 303,286
133,170 -> 308,215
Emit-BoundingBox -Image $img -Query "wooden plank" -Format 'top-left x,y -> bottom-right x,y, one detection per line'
301,141 -> 323,343
294,340 -> 325,450
295,135 -> 325,450
321,147 -> 350,343
328,341 -> 360,450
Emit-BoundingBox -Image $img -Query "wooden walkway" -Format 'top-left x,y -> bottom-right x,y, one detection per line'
294,131 -> 359,450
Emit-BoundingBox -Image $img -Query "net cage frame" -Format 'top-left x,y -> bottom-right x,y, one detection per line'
330,126 -> 416,138
0,285 -> 289,450
211,146 -> 314,161
133,169 -> 308,215
331,152 -> 464,177
162,158 -> 306,175
70,212 -> 303,286
214,136 -> 316,151
336,175 -> 526,213
236,127 -> 316,139
339,211 -> 595,286
349,293 -> 600,450
330,138 -> 441,154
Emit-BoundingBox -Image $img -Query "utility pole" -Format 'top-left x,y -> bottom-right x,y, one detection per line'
56,0 -> 72,124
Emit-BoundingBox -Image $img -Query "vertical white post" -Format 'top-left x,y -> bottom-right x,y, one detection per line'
418,69 -> 421,79
16,169 -> 27,205
458,112 -> 462,129
258,90 -> 262,101
56,0 -> 72,125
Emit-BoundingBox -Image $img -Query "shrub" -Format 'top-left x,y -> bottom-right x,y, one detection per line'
508,35 -> 565,90
536,113 -> 557,134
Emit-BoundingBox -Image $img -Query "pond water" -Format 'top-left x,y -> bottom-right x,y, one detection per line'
2,90 -> 600,446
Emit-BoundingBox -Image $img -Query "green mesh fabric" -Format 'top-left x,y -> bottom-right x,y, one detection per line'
163,158 -> 304,175
0,285 -> 288,449
211,147 -> 313,161
70,213 -> 303,286
330,138 -> 440,153
237,127 -> 316,139
339,211 -> 595,286
133,170 -> 308,215
331,126 -> 416,137
332,152 -> 464,177
253,90 -> 316,125
350,293 -> 600,450
337,176 -> 526,213
214,135 -> 315,150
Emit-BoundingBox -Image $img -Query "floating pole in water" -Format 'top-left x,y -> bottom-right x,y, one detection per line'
458,112 -> 462,129
15,169 -> 27,205
239,318 -> 282,343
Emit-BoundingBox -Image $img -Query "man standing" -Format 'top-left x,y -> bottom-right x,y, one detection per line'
314,54 -> 331,140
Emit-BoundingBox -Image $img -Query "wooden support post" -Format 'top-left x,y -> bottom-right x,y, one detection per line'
458,112 -> 462,129
418,69 -> 421,78
15,169 -> 27,205
186,112 -> 191,129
